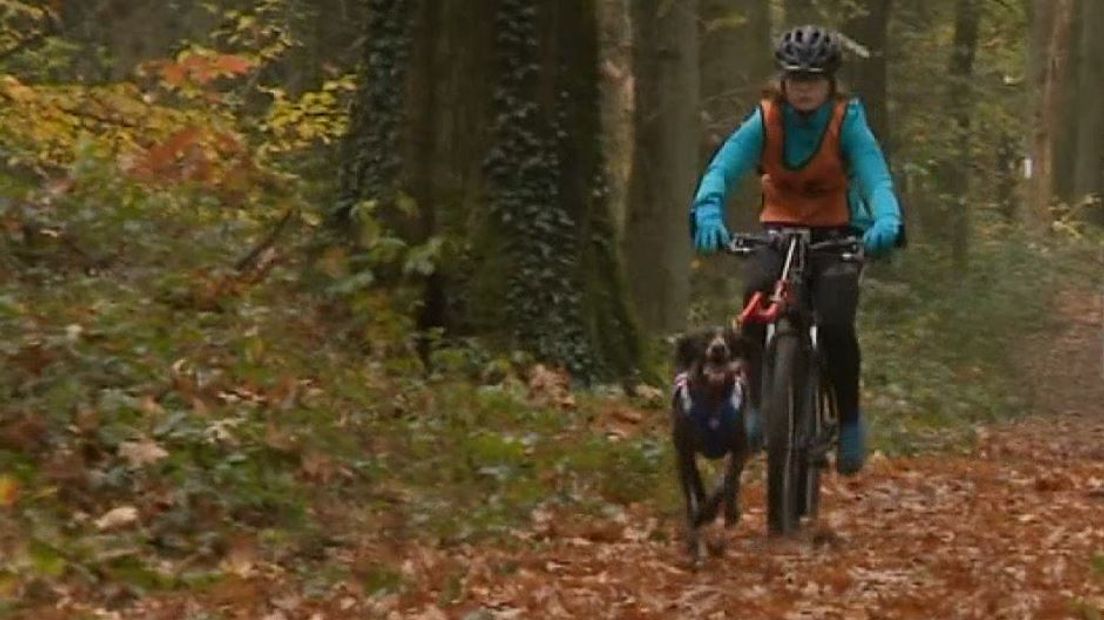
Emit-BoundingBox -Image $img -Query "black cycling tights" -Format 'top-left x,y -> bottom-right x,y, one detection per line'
740,240 -> 862,426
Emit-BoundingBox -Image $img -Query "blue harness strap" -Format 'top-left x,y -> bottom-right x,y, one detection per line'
673,373 -> 746,460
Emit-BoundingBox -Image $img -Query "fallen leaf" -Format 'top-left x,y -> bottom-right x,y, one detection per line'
0,474 -> 19,508
218,540 -> 257,580
527,364 -> 575,410
632,383 -> 664,404
300,451 -> 335,483
118,438 -> 169,467
95,506 -> 139,531
139,395 -> 165,416
612,408 -> 644,424
414,605 -> 448,620
75,407 -> 100,433
270,593 -> 301,611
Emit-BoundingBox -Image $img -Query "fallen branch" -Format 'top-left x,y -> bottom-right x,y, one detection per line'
234,208 -> 297,272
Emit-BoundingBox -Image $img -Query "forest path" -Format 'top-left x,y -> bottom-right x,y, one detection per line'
419,291 -> 1104,619
50,294 -> 1104,619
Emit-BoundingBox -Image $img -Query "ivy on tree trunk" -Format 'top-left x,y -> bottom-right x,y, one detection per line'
334,0 -> 415,226
484,0 -> 596,380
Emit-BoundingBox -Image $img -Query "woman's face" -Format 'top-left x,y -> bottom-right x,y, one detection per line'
783,75 -> 831,112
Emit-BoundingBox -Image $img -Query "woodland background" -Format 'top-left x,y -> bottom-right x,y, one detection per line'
0,0 -> 1102,616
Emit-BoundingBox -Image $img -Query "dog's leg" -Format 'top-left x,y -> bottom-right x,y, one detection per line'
694,481 -> 725,528
723,445 -> 747,528
675,444 -> 707,563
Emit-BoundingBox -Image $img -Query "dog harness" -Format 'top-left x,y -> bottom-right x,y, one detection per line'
673,372 -> 746,460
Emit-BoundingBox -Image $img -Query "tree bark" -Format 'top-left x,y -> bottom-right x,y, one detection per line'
1073,0 -> 1104,210
624,0 -> 699,332
699,0 -> 771,233
598,0 -> 634,237
1028,0 -> 1076,230
1053,0 -> 1082,204
551,0 -> 643,378
285,0 -> 365,95
335,0 -> 640,378
700,0 -> 772,150
839,0 -> 893,147
945,0 -> 980,269
59,0 -> 213,82
695,0 -> 771,305
481,0 -> 641,379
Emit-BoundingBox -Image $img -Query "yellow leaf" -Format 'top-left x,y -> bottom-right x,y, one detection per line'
705,11 -> 748,33
0,475 -> 20,508
0,76 -> 35,102
301,211 -> 321,227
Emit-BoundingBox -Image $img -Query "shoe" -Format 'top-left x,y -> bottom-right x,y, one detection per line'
836,414 -> 867,475
744,406 -> 763,453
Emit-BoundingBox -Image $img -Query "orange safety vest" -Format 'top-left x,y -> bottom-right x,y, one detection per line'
758,98 -> 850,227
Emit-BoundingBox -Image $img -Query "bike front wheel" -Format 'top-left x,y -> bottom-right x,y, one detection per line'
796,354 -> 829,521
763,323 -> 805,536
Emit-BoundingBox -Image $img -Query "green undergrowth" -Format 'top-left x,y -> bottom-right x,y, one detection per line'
0,276 -> 675,608
0,167 -> 676,610
859,228 -> 1102,455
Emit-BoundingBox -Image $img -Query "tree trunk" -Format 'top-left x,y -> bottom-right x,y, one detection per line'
624,0 -> 699,332
996,131 -> 1019,223
483,0 -> 641,379
839,0 -> 892,147
551,0 -> 643,378
335,0 -> 416,226
700,0 -> 772,152
335,0 -> 640,378
1053,0 -> 1082,204
1028,0 -> 1076,230
59,0 -> 213,82
696,0 -> 771,307
286,0 -> 365,95
943,0 -> 980,269
1073,0 -> 1104,211
700,0 -> 771,232
598,0 -> 634,237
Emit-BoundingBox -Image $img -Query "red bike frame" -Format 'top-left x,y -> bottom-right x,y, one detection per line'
737,279 -> 794,326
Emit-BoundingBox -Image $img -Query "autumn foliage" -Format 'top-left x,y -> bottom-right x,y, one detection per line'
0,2 -> 1102,618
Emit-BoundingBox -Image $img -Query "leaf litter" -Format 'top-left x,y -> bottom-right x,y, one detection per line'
8,294 -> 1104,619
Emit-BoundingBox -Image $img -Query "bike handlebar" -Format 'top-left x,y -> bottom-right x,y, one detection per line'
725,232 -> 865,263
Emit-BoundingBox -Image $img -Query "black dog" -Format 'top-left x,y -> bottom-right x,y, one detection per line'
671,326 -> 756,563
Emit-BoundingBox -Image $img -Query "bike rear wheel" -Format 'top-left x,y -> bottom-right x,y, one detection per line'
763,323 -> 805,536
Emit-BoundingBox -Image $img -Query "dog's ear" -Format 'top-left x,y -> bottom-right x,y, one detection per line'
674,331 -> 705,371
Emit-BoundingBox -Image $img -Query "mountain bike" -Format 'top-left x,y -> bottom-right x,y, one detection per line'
727,228 -> 864,535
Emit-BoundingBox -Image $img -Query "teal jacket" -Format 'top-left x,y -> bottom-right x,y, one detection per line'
692,98 -> 901,233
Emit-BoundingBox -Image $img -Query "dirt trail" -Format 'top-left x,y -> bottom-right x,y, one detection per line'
39,295 -> 1104,619
416,293 -> 1104,619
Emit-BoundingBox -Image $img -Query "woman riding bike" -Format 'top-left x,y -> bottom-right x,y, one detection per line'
690,24 -> 903,475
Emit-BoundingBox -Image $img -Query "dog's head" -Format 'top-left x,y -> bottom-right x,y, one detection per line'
674,326 -> 753,396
